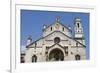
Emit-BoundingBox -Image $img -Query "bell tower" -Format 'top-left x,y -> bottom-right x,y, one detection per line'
74,17 -> 85,45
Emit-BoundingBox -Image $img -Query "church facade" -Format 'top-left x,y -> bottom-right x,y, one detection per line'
24,17 -> 86,63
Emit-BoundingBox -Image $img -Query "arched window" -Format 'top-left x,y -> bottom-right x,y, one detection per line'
75,54 -> 81,60
63,27 -> 64,31
54,37 -> 60,44
77,23 -> 80,28
32,55 -> 37,62
51,27 -> 52,31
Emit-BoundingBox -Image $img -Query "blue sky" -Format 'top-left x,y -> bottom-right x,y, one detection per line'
21,10 -> 89,59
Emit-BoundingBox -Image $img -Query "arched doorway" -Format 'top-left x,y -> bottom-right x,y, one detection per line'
49,48 -> 64,61
32,55 -> 37,62
75,54 -> 81,60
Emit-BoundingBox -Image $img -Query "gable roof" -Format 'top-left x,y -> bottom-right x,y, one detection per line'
44,21 -> 72,33
47,43 -> 66,50
26,31 -> 86,48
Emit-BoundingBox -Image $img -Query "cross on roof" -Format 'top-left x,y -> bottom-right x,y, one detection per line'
56,16 -> 60,22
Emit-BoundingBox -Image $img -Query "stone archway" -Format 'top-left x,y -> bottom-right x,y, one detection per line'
49,48 -> 64,61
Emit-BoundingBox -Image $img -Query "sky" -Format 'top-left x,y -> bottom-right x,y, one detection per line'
21,10 -> 89,59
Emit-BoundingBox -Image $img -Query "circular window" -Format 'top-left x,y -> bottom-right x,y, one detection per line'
54,37 -> 60,43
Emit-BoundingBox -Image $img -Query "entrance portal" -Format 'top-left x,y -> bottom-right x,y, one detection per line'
49,48 -> 64,61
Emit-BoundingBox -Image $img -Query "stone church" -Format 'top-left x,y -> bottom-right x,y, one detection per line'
24,17 -> 86,63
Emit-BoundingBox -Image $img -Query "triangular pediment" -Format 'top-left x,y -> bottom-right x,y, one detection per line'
27,30 -> 86,48
44,21 -> 71,32
47,43 -> 65,50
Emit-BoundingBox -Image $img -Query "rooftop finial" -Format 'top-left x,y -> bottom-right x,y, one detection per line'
75,17 -> 81,22
27,35 -> 32,46
43,24 -> 47,29
28,35 -> 32,41
56,16 -> 60,22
